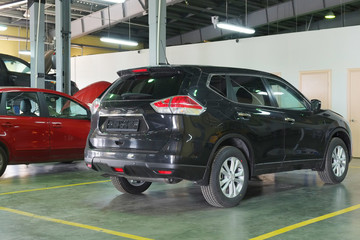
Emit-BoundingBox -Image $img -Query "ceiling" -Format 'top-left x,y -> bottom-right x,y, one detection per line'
1,0 -> 360,50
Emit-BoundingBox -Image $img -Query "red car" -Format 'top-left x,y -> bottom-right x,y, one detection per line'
0,87 -> 91,176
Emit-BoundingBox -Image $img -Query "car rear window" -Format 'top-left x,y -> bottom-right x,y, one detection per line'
103,72 -> 185,101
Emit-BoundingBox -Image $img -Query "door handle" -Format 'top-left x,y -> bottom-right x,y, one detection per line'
285,117 -> 295,124
1,122 -> 13,127
52,122 -> 62,128
237,112 -> 251,119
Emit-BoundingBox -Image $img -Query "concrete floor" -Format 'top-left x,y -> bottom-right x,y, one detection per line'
1,159 -> 360,240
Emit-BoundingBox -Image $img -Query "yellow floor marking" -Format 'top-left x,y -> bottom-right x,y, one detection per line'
0,207 -> 153,240
0,180 -> 111,196
350,166 -> 360,169
250,204 -> 360,240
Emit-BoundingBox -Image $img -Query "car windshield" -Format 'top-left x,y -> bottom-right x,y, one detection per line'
104,73 -> 185,101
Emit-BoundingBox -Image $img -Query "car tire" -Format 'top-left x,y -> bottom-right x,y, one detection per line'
110,176 -> 152,194
201,146 -> 249,208
0,148 -> 8,177
318,137 -> 349,184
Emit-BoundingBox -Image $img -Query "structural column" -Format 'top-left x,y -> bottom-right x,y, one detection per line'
55,0 -> 71,94
148,0 -> 167,65
29,0 -> 45,89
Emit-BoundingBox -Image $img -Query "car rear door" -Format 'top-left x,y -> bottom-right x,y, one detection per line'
43,93 -> 90,161
209,74 -> 286,169
0,91 -> 49,163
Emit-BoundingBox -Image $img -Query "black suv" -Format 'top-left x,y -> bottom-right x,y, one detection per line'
85,65 -> 351,207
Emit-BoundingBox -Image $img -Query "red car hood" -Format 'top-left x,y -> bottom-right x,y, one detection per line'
73,81 -> 111,105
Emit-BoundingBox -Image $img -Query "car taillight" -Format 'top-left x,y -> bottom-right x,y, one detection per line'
151,95 -> 205,115
157,170 -> 173,175
113,167 -> 124,173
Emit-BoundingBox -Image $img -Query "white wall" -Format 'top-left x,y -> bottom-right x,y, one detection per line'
71,25 -> 360,117
71,50 -> 150,89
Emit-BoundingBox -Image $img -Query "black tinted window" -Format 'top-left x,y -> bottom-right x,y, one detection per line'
229,75 -> 271,106
209,74 -> 271,106
104,74 -> 184,101
209,75 -> 227,97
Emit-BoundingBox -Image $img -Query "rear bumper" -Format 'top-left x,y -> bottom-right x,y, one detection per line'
85,148 -> 207,182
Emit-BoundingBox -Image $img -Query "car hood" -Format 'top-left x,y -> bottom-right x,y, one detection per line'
73,81 -> 111,105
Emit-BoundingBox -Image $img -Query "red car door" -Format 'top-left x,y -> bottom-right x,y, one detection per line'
43,93 -> 90,161
0,92 -> 49,163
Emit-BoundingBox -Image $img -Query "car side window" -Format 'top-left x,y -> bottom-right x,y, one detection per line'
5,92 -> 40,117
44,93 -> 88,119
209,75 -> 227,97
266,79 -> 308,110
209,74 -> 271,106
229,75 -> 271,106
3,58 -> 30,74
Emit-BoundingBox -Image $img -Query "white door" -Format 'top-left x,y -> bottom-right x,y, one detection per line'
299,70 -> 331,110
348,69 -> 360,157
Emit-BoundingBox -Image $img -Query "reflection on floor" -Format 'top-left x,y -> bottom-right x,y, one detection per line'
1,159 -> 360,240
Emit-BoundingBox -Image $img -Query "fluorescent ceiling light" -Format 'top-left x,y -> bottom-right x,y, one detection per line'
0,25 -> 7,31
19,50 -> 31,55
325,11 -> 336,19
100,37 -> 138,46
0,0 -> 27,10
217,22 -> 255,34
103,0 -> 126,3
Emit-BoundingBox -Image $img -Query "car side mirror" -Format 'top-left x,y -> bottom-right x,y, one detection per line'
311,99 -> 321,112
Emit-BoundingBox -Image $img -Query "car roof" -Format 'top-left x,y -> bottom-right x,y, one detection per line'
118,65 -> 282,80
0,87 -> 89,108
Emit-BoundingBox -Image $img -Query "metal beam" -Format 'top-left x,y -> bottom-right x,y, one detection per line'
71,0 -> 184,39
55,0 -> 71,95
29,0 -> 45,89
149,0 -> 167,65
167,0 -> 359,45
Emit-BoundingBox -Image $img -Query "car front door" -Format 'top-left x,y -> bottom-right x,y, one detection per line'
0,91 -> 49,163
265,78 -> 326,163
2,56 -> 31,87
43,93 -> 90,161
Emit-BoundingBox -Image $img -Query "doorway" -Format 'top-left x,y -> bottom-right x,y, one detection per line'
348,69 -> 360,157
299,70 -> 331,109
